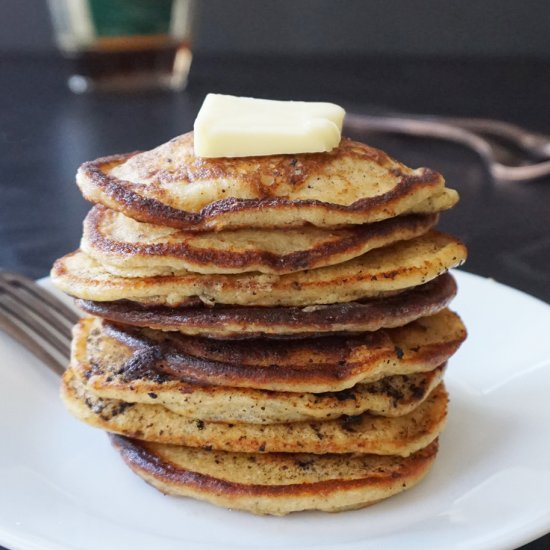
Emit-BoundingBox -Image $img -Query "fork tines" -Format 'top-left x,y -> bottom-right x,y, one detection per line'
0,272 -> 79,376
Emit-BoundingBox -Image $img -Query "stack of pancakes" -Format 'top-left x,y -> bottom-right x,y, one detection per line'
52,133 -> 467,515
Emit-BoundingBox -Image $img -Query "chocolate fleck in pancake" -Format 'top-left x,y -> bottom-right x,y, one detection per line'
110,435 -> 439,515
74,309 -> 465,393
82,205 -> 438,276
52,231 -> 467,307
61,369 -> 448,455
72,317 -> 446,423
77,133 -> 458,231
76,272 -> 458,339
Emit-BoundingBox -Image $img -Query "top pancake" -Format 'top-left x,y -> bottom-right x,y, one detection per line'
77,133 -> 459,231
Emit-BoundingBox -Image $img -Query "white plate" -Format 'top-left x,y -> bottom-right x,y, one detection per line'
1,271 -> 550,550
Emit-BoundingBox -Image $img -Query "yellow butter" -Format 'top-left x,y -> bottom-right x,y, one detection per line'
193,94 -> 345,158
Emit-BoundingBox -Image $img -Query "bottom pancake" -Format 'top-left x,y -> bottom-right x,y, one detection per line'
111,435 -> 439,515
61,368 -> 448,456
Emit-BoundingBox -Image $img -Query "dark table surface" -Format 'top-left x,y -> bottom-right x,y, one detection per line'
1,53 -> 549,550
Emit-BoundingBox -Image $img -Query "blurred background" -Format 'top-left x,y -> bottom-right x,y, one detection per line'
3,0 -> 550,57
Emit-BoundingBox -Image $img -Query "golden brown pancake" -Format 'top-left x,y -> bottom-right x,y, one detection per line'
111,435 -> 439,515
82,205 -> 438,275
76,272 -> 457,338
52,231 -> 467,307
72,317 -> 446,423
75,309 -> 465,393
76,134 -> 458,230
61,369 -> 448,455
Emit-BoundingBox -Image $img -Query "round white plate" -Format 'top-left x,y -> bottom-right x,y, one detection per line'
1,271 -> 549,550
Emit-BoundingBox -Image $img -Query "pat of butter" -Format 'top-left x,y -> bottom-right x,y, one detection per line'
193,94 -> 345,158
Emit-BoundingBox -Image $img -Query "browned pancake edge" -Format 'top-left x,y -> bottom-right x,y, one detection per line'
78,308 -> 465,392
110,435 -> 439,515
77,138 -> 445,231
76,272 -> 457,338
83,204 -> 438,274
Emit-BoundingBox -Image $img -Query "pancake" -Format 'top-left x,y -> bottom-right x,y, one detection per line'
72,317 -> 446,423
82,205 -> 438,276
76,134 -> 458,231
61,369 -> 448,455
75,308 -> 465,393
77,272 -> 458,338
110,435 -> 439,515
52,231 -> 467,307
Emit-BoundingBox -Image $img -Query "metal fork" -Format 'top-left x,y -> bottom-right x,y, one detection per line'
345,113 -> 550,182
0,271 -> 79,376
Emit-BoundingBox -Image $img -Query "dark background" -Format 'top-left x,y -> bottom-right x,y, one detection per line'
3,0 -> 550,57
0,2 -> 549,550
